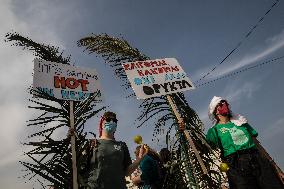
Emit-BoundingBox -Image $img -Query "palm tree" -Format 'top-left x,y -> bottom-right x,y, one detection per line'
78,34 -> 225,188
5,32 -> 105,189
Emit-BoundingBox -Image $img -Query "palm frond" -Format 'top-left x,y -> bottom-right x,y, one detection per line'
78,34 -> 225,188
6,32 -> 106,189
5,32 -> 71,64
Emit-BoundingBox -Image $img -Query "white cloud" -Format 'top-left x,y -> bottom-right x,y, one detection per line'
193,29 -> 284,82
222,80 -> 261,104
261,118 -> 284,141
0,0 -> 67,188
0,0 -> 33,164
215,30 -> 284,77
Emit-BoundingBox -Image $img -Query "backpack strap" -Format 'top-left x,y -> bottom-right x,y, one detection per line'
119,141 -> 132,171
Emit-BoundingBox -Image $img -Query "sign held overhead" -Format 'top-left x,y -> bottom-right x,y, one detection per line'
33,58 -> 103,101
122,58 -> 195,99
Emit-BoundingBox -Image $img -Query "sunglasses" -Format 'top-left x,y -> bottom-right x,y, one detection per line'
104,117 -> 118,123
218,100 -> 228,106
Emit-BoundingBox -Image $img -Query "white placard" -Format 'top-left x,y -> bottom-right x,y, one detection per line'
33,58 -> 103,101
122,58 -> 195,99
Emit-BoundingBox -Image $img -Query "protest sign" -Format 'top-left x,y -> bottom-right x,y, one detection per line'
122,58 -> 195,99
33,58 -> 103,101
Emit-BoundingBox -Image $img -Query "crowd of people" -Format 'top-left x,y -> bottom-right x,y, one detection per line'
68,96 -> 283,189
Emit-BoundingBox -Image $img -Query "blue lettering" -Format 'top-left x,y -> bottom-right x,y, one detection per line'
37,87 -> 54,97
61,90 -> 70,99
141,77 -> 151,84
134,78 -> 142,85
134,76 -> 156,85
78,91 -> 85,100
164,72 -> 186,81
165,73 -> 174,81
61,90 -> 92,101
69,91 -> 78,100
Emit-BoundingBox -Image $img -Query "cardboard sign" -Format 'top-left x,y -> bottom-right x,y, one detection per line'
33,59 -> 103,101
122,58 -> 195,99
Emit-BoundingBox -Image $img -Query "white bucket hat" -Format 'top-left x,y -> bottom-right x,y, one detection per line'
208,96 -> 223,121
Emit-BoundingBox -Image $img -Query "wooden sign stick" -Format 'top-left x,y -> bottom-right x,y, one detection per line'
166,95 -> 208,175
70,101 -> 78,189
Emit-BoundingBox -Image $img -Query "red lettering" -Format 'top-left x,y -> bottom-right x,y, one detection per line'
157,67 -> 164,73
163,67 -> 171,73
66,78 -> 79,89
78,79 -> 89,91
123,63 -> 130,70
130,63 -> 137,70
150,68 -> 158,74
137,70 -> 144,76
144,70 -> 152,75
138,62 -> 144,68
54,76 -> 89,91
161,59 -> 167,66
54,76 -> 66,89
171,66 -> 179,72
150,61 -> 158,67
144,62 -> 151,67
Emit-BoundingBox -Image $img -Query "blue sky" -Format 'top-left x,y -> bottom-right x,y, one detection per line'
1,0 -> 284,188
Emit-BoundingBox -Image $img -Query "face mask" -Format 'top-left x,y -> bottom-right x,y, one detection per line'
103,122 -> 117,134
216,102 -> 230,116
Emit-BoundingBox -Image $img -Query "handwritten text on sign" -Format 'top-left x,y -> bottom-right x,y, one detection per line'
122,58 -> 195,99
33,59 -> 103,101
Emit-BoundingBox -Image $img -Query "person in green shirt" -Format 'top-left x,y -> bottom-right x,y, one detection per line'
206,96 -> 283,189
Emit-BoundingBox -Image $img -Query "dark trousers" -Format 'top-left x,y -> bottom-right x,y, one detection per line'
224,149 -> 283,189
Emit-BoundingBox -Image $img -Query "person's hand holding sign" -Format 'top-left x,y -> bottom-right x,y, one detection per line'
178,119 -> 186,132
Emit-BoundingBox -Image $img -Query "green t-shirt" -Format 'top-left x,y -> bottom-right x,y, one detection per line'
206,122 -> 258,157
86,139 -> 132,189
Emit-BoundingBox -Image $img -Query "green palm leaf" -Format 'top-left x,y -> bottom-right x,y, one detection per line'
78,34 -> 225,188
6,32 -> 105,189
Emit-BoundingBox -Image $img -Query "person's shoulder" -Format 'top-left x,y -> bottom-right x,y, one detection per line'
206,126 -> 214,135
240,122 -> 250,127
207,124 -> 219,132
115,141 -> 129,150
115,140 -> 127,145
215,122 -> 234,128
140,155 -> 152,164
97,139 -> 117,145
145,155 -> 157,162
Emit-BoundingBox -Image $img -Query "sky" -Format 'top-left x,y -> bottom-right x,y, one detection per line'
0,0 -> 284,188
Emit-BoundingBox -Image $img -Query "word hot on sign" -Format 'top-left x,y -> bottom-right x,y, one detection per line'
33,59 -> 103,101
122,58 -> 195,99
54,76 -> 89,91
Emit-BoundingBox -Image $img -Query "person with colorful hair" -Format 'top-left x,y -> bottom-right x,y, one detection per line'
72,111 -> 147,189
206,96 -> 283,189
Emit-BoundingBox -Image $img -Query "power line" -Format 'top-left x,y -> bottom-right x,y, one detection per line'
194,0 -> 281,85
196,55 -> 284,88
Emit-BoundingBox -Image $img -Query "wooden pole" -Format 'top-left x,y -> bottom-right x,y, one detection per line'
70,101 -> 78,189
166,95 -> 208,175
